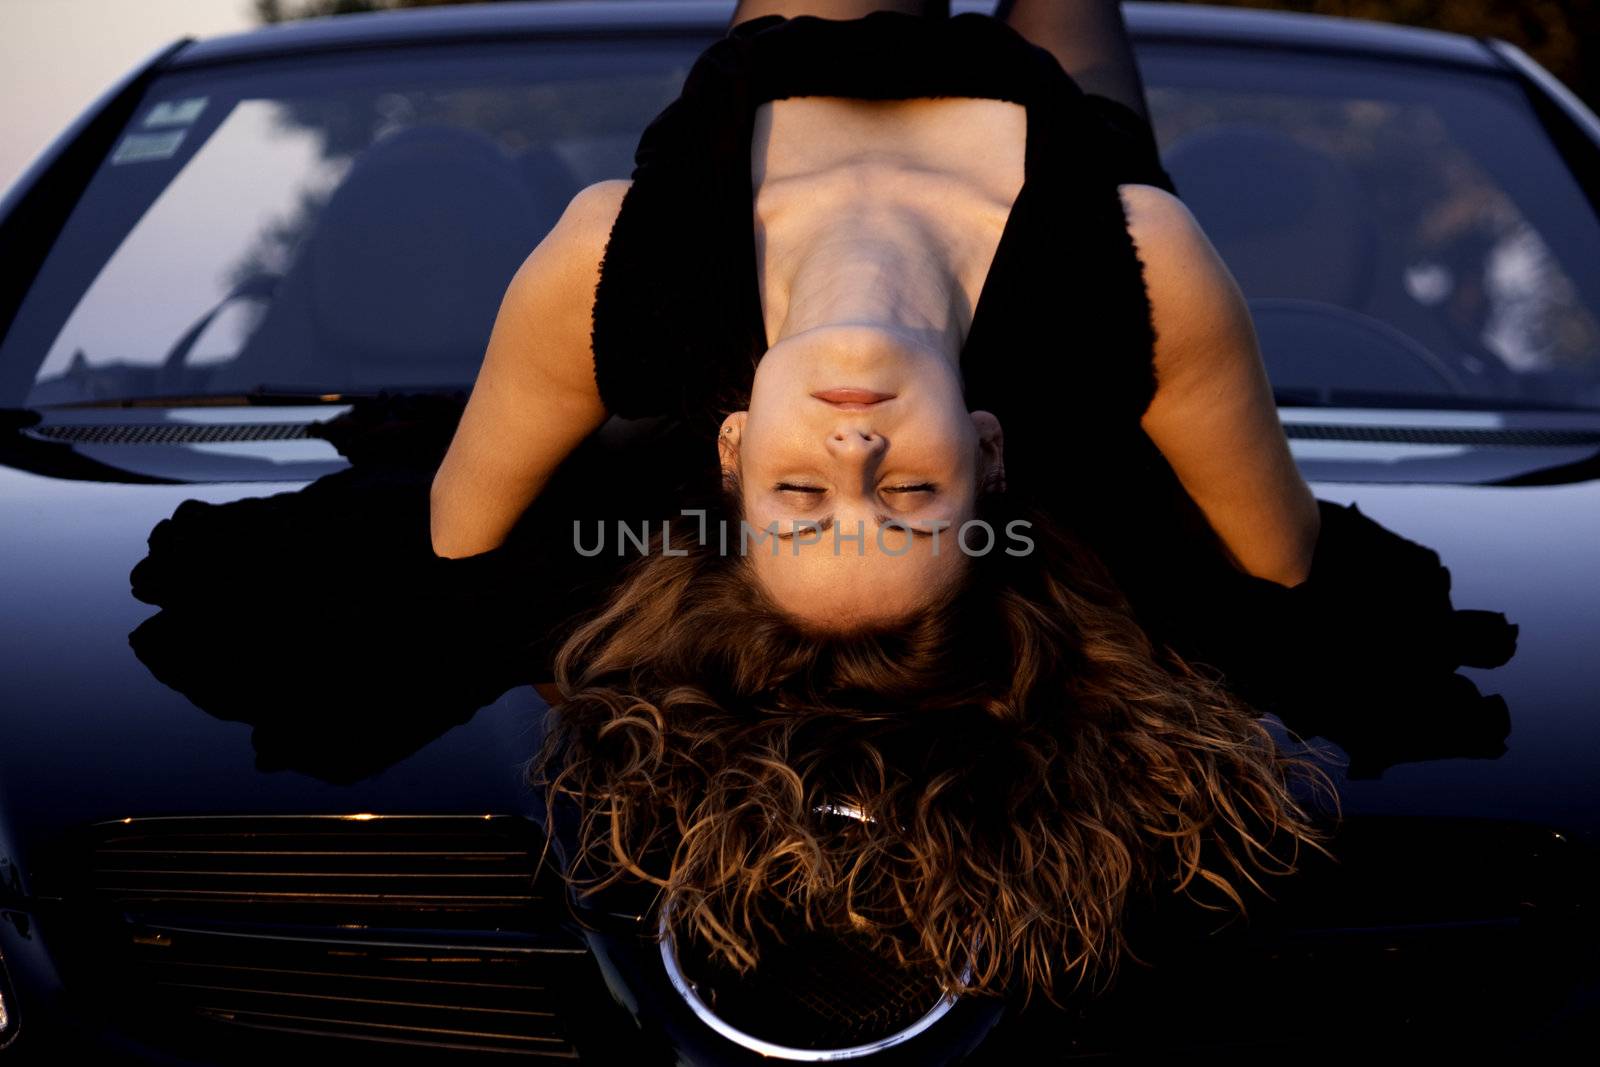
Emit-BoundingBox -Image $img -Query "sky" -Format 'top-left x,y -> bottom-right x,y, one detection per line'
0,0 -> 257,192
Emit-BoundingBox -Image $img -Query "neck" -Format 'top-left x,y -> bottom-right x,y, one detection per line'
764,204 -> 966,372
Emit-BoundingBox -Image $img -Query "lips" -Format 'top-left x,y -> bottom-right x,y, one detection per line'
811,388 -> 896,406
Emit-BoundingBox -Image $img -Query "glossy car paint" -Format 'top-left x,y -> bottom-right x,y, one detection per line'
1,2 -> 1597,1062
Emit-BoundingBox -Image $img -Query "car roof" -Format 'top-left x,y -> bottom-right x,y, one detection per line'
169,0 -> 1499,73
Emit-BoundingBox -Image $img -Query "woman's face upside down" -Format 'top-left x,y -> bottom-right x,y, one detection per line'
719,322 -> 1005,630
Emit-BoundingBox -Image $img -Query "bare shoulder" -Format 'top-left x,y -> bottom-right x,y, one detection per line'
1115,183 -> 1209,268
513,178 -> 632,291
499,179 -> 631,355
555,178 -> 633,246
481,179 -> 634,407
1115,182 -> 1251,370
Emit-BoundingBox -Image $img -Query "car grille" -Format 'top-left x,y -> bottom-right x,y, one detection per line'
28,422 -> 314,445
40,814 -> 609,1060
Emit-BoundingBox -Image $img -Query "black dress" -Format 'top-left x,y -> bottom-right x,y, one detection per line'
584,9 -> 1517,724
589,8 -> 1201,646
591,9 -> 1175,474
128,11 -> 1516,784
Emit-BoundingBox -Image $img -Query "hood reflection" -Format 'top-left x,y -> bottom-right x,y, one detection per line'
125,393 -> 692,784
124,394 -> 1519,788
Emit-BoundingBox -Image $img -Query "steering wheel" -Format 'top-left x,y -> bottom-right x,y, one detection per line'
1248,297 -> 1470,400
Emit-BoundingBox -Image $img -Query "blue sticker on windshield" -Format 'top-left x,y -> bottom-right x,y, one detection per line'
142,96 -> 209,129
111,129 -> 187,165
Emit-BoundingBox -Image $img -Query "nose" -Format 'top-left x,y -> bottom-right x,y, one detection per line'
824,425 -> 887,465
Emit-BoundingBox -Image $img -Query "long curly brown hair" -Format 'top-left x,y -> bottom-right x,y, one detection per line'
528,488 -> 1333,1008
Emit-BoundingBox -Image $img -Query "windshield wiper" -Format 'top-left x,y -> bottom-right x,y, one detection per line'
1274,386 -> 1600,414
34,384 -> 472,410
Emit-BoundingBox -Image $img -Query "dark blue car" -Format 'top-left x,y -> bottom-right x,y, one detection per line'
2,2 -> 1598,1062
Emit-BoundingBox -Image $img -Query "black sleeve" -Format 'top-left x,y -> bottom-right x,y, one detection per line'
1149,498 -> 1519,778
124,396 -> 623,783
589,31 -> 767,430
1081,91 -> 1179,197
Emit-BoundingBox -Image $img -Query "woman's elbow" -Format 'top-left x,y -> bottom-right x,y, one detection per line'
1260,488 -> 1320,589
428,472 -> 460,558
1217,485 -> 1319,589
428,463 -> 489,559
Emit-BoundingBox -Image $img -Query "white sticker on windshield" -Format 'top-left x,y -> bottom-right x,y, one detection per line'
110,129 -> 186,165
142,96 -> 208,128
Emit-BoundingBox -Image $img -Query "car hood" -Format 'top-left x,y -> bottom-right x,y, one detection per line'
2,445 -> 1599,903
0,458 -> 556,901
1294,477 -> 1600,837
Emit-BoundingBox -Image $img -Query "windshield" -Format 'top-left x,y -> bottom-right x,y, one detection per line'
5,36 -> 1600,411
1141,44 -> 1600,411
4,41 -> 702,409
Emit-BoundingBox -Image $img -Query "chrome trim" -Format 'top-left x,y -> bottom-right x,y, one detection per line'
657,903 -> 966,1062
138,922 -> 587,955
811,802 -> 874,824
88,813 -> 517,825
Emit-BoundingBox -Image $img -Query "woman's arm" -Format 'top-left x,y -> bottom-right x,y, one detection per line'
429,180 -> 629,559
1123,183 -> 1321,589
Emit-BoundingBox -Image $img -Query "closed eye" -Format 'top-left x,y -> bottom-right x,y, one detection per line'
882,483 -> 936,494
774,482 -> 826,494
